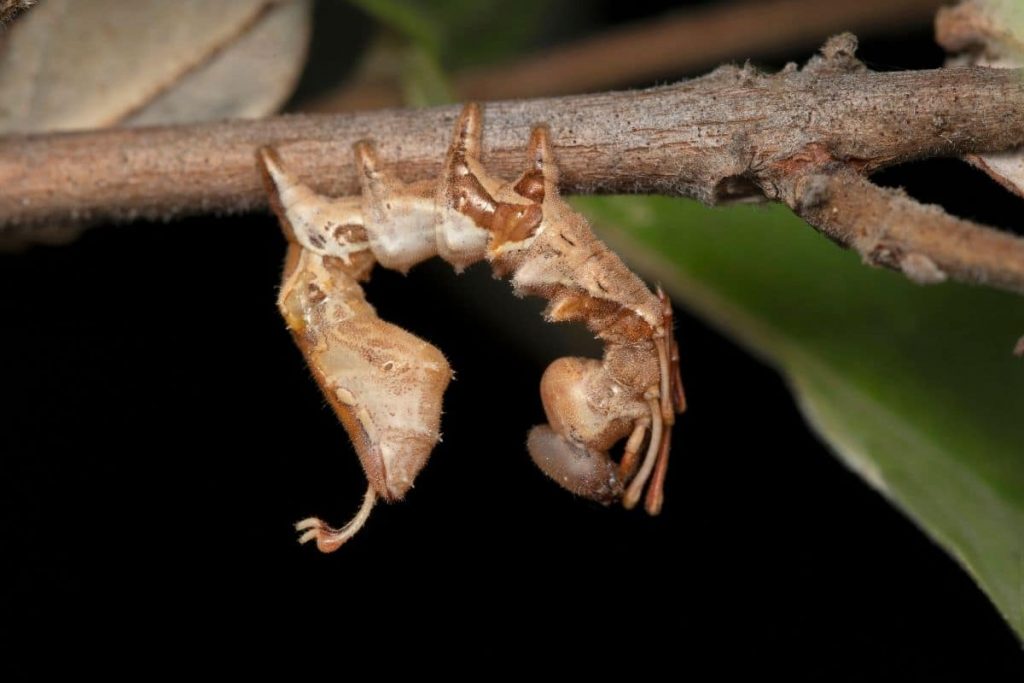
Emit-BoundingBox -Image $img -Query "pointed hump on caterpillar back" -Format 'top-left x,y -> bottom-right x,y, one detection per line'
485,124 -> 562,267
513,124 -> 558,203
258,146 -> 375,278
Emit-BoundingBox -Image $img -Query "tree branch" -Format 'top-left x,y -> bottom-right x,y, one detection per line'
1,45 -> 1023,292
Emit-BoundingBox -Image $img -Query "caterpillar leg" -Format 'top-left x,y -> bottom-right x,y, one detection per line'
642,289 -> 687,515
664,291 -> 687,414
617,417 -> 650,483
622,396 -> 664,512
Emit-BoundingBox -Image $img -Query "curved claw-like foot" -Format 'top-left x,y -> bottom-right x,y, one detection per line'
295,485 -> 377,553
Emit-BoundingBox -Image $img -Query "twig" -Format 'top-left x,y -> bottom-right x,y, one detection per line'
309,0 -> 945,111
1,39 -> 1023,293
779,167 -> 1024,292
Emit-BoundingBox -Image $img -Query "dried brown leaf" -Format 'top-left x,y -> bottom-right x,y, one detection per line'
0,0 -> 311,133
125,0 -> 311,126
967,150 -> 1024,200
938,0 -> 1024,198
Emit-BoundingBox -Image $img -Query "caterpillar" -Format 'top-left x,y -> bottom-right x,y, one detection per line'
258,103 -> 685,552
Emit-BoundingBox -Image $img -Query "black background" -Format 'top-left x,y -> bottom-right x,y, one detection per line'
2,0 -> 1022,676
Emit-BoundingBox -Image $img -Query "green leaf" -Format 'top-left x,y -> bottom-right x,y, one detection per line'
347,0 -> 443,56
345,0 -> 453,107
575,196 -> 1024,639
399,42 -> 455,107
350,0 -> 560,68
348,0 -> 576,107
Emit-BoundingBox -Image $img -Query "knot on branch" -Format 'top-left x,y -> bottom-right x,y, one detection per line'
804,32 -> 866,74
899,253 -> 948,285
863,240 -> 947,287
794,173 -> 832,210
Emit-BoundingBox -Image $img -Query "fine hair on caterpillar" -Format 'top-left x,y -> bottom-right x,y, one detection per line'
258,103 -> 686,552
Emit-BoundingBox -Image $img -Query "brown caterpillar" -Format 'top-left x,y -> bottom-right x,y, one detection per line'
259,103 -> 685,552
